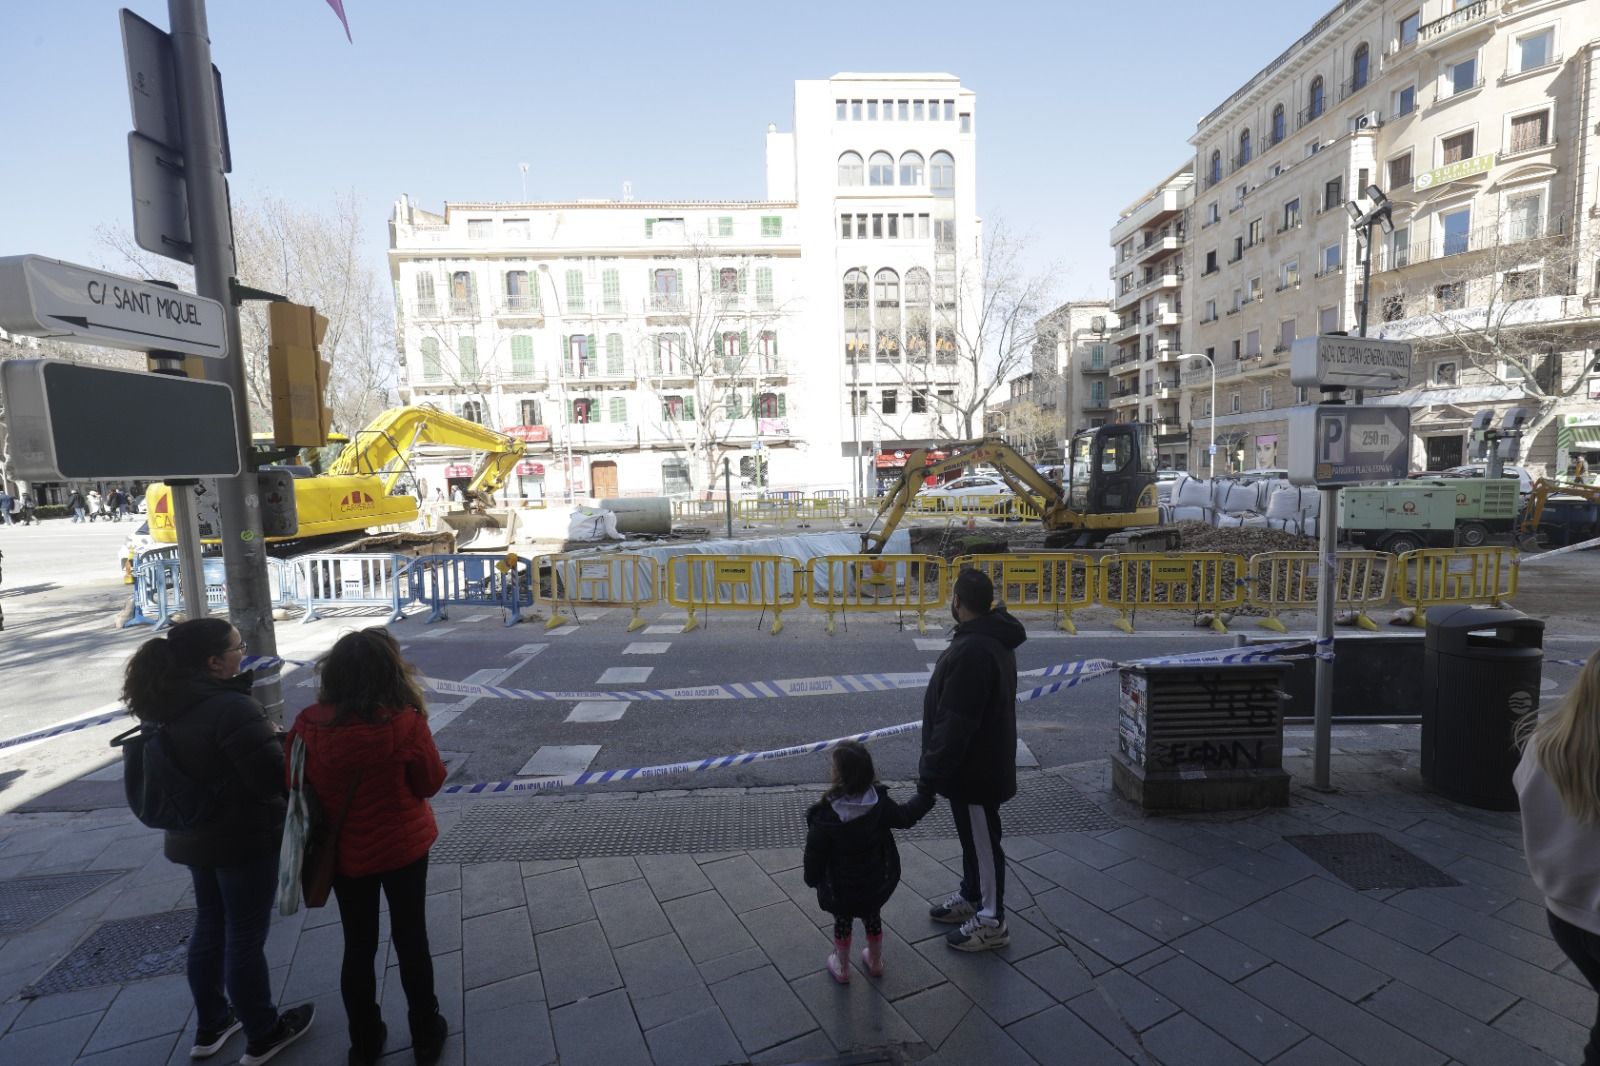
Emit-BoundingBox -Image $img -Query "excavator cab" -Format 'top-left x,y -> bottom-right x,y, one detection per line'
1068,423 -> 1158,516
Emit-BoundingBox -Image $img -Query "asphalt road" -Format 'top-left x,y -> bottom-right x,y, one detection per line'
1,520 -> 1594,811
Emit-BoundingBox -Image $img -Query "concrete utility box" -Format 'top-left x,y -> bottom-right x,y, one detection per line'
1113,662 -> 1291,811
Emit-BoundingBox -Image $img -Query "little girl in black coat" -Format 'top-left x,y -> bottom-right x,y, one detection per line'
803,741 -> 935,983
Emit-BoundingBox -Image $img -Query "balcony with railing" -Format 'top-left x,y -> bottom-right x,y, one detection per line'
503,363 -> 550,387
1083,392 -> 1112,412
1109,351 -> 1142,375
646,292 -> 688,316
1111,315 -> 1142,341
1110,387 -> 1140,408
1155,309 -> 1183,327
1136,228 -> 1184,264
495,294 -> 543,318
448,298 -> 477,318
1155,343 -> 1183,364
1112,283 -> 1142,311
1377,214 -> 1566,271
1415,0 -> 1497,51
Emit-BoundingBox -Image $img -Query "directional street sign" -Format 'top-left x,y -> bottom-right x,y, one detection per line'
0,255 -> 226,358
0,360 -> 241,481
1289,405 -> 1412,487
1290,334 -> 1414,391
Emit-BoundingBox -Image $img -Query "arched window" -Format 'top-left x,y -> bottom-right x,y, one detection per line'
1308,77 -> 1325,120
874,268 -> 901,363
868,151 -> 895,185
1271,104 -> 1285,145
843,269 -> 869,363
837,151 -> 863,186
930,151 -> 955,197
1208,150 -> 1222,186
1237,128 -> 1252,166
898,151 -> 925,186
460,400 -> 484,424
905,268 -> 931,364
757,392 -> 784,418
1351,44 -> 1369,90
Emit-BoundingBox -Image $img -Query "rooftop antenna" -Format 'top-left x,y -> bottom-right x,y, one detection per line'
622,180 -> 634,202
518,162 -> 529,199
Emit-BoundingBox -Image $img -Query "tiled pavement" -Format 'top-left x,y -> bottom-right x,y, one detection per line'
0,750 -> 1590,1065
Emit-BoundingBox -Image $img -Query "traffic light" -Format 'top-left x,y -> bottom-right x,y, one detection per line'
268,300 -> 332,447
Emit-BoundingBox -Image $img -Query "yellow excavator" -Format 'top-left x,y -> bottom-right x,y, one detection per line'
145,405 -> 524,545
861,424 -> 1176,554
1516,477 -> 1600,546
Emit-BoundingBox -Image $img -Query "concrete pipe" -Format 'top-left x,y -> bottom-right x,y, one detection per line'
598,497 -> 672,535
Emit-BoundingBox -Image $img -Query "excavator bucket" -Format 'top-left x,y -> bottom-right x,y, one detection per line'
442,506 -> 518,551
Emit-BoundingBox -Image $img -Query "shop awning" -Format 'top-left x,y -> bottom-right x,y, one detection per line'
1559,416 -> 1600,451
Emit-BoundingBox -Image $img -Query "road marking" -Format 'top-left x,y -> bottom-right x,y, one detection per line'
518,744 -> 601,777
81,761 -> 126,781
565,701 -> 631,723
430,668 -> 511,734
623,642 -> 671,655
598,667 -> 653,684
643,625 -> 680,635
1015,740 -> 1038,768
507,643 -> 549,658
914,638 -> 947,652
419,626 -> 454,637
547,626 -> 579,636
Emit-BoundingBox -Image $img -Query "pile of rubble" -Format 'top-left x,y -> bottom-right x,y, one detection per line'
1174,520 -> 1316,554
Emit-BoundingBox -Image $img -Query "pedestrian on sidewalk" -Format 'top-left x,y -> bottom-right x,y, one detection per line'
18,491 -> 36,525
919,568 -> 1026,952
67,488 -> 86,523
1517,647 -> 1600,1066
287,627 -> 449,1066
803,740 -> 934,983
0,488 -> 14,527
121,618 -> 315,1064
87,488 -> 104,521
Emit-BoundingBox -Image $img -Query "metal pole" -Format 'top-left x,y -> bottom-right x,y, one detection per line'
169,484 -> 208,619
1208,363 -> 1216,479
167,0 -> 281,720
723,457 -> 733,539
1312,482 -> 1338,790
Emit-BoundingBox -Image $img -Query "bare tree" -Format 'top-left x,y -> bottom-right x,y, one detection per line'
1373,209 -> 1600,466
999,398 -> 1058,457
100,191 -> 398,435
631,245 -> 793,493
941,222 -> 1061,439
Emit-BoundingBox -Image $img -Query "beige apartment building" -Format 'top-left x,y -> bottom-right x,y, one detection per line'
1109,167 -> 1195,469
1031,300 -> 1115,454
1181,0 -> 1600,476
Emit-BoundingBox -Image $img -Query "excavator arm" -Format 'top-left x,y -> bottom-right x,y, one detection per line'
860,438 -> 1064,554
326,405 -> 523,501
1519,478 -> 1600,541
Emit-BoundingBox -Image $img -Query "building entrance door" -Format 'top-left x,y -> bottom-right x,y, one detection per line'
1425,435 -> 1463,471
591,460 -> 619,499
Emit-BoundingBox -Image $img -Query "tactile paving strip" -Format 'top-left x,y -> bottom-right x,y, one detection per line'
22,909 -> 195,997
434,774 -> 1114,862
0,870 -> 129,935
1283,832 -> 1460,891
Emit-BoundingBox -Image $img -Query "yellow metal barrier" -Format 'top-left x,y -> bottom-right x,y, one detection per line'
1396,547 -> 1519,626
539,553 -> 660,632
1097,552 -> 1248,633
733,499 -> 844,528
672,499 -> 726,523
955,553 -> 1096,633
664,554 -> 804,635
805,555 -> 946,634
1247,551 -> 1394,633
908,494 -> 1019,517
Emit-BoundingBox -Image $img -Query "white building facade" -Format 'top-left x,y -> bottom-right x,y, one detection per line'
1182,0 -> 1600,476
389,73 -> 980,499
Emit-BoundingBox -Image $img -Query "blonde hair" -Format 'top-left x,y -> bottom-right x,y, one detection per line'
1520,649 -> 1600,824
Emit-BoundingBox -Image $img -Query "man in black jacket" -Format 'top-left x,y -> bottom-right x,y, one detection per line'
919,568 -> 1026,951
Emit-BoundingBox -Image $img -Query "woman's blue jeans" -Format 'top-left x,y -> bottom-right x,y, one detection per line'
186,850 -> 280,1042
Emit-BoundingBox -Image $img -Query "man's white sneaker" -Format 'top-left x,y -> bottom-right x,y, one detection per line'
929,892 -> 977,924
946,916 -> 1009,952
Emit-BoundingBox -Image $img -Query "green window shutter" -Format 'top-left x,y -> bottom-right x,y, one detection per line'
609,396 -> 626,423
684,395 -> 696,420
674,268 -> 683,294
606,334 -> 623,375
421,337 -> 441,380
777,393 -> 787,416
771,331 -> 779,356
459,336 -> 478,378
603,269 -> 620,310
728,392 -> 742,419
738,268 -> 747,293
740,330 -> 749,355
757,267 -> 773,304
586,333 -> 598,375
645,218 -> 655,237
591,396 -> 603,423
511,335 -> 534,376
561,335 -> 570,374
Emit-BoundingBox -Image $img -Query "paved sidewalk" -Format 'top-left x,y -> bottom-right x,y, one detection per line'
0,750 -> 1589,1065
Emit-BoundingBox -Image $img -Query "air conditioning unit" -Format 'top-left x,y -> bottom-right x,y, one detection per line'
1354,110 -> 1383,131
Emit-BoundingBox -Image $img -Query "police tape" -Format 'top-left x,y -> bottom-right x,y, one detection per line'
1512,536 -> 1600,566
440,720 -> 925,795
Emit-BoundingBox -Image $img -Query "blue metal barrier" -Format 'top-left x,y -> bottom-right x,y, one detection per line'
401,553 -> 534,626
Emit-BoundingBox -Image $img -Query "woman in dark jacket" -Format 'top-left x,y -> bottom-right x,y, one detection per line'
122,618 -> 314,1064
288,627 -> 448,1066
803,741 -> 933,983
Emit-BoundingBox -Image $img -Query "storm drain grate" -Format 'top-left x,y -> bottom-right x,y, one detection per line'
1284,832 -> 1460,891
0,870 -> 129,935
435,774 -> 1113,862
22,908 -> 195,998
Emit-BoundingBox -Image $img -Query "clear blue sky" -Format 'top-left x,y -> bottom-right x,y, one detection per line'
2,0 -> 1320,302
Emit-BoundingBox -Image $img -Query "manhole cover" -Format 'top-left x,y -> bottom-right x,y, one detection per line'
0,870 -> 129,935
1283,833 -> 1459,891
23,908 -> 195,997
435,774 -> 1113,861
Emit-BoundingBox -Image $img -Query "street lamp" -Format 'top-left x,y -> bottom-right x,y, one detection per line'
1346,185 -> 1394,341
1178,352 -> 1217,479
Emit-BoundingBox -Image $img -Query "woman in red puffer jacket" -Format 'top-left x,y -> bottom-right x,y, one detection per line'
288,627 -> 448,1066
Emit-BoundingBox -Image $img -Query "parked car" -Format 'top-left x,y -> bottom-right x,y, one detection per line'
922,474 -> 1014,500
1435,464 -> 1534,496
1235,468 -> 1289,484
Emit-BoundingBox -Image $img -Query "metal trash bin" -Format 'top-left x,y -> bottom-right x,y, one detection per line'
1421,604 -> 1543,811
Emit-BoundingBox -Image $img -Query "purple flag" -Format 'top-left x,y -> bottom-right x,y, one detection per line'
325,0 -> 352,42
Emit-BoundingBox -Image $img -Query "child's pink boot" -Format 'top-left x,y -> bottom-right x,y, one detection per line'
862,934 -> 885,977
827,937 -> 851,984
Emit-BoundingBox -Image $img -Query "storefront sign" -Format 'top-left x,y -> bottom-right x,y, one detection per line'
504,425 -> 549,443
1413,152 -> 1493,192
